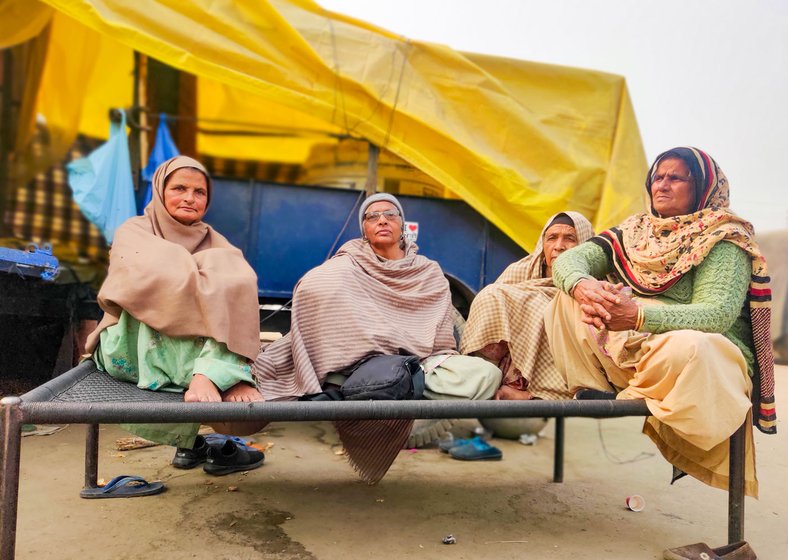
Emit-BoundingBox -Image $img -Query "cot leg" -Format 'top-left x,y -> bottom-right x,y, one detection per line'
727,422 -> 746,544
1,397 -> 24,560
553,417 -> 564,483
84,424 -> 99,489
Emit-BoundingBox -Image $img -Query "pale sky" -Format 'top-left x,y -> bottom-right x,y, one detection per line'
319,0 -> 788,233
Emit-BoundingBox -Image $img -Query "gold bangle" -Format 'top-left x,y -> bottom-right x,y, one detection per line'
635,305 -> 644,331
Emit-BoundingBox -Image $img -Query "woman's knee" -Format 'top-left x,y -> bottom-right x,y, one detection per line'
646,330 -> 746,377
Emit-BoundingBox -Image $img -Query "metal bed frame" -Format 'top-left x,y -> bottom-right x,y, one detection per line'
0,360 -> 747,560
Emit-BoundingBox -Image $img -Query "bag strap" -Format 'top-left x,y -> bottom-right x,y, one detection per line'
411,364 -> 425,400
298,387 -> 344,401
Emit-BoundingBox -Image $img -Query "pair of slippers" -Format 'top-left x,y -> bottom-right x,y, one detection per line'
173,434 -> 265,475
439,436 -> 503,461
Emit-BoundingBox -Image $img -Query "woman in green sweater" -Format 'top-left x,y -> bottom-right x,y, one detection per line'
546,147 -> 775,497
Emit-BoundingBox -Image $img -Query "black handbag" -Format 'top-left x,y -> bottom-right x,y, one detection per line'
341,354 -> 424,400
300,354 -> 425,401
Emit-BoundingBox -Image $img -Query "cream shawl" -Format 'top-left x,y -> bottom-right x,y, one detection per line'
86,156 -> 260,361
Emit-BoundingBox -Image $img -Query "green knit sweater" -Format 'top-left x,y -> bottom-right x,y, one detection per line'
552,241 -> 755,372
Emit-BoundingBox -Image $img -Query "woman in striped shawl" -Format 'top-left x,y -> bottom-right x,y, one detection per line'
254,193 -> 501,482
547,147 -> 776,497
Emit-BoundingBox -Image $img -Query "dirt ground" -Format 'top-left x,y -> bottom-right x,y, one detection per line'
9,367 -> 788,559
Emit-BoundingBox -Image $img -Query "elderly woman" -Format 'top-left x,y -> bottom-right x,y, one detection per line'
547,147 -> 776,497
461,212 -> 593,400
254,193 -> 501,482
86,156 -> 263,465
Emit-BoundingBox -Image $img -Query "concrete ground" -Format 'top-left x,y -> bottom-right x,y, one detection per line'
10,367 -> 788,559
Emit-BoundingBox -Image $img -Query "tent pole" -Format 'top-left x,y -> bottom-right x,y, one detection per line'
0,50 -> 14,236
365,143 -> 379,197
129,51 -> 148,189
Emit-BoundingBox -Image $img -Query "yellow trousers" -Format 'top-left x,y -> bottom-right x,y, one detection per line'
545,293 -> 757,497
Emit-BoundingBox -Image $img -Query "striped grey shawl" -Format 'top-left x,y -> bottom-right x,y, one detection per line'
254,238 -> 456,482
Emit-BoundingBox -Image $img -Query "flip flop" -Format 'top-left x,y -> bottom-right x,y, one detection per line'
448,436 -> 503,461
438,437 -> 475,453
79,475 -> 165,499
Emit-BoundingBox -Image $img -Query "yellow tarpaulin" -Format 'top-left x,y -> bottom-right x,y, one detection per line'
10,0 -> 648,251
0,0 -> 52,49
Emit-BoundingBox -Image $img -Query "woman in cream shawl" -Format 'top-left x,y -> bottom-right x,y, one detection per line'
461,212 -> 594,400
86,156 -> 262,447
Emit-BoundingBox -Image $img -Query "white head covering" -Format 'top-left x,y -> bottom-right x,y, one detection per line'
358,193 -> 405,234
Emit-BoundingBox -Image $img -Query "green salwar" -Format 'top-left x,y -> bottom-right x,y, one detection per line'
93,311 -> 254,447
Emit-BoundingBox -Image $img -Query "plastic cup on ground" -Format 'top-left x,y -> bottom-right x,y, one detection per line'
625,495 -> 645,512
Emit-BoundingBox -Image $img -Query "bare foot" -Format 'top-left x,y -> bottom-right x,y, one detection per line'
209,420 -> 269,436
210,382 -> 267,435
494,385 -> 533,400
222,382 -> 263,403
184,374 -> 221,402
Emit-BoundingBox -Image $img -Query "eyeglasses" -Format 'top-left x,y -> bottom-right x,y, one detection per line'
363,210 -> 401,222
652,173 -> 691,185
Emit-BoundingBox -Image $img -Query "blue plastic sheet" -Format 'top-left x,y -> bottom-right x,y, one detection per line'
66,110 -> 136,243
139,114 -> 179,213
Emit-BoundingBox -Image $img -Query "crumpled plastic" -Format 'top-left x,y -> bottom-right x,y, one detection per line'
66,110 -> 136,243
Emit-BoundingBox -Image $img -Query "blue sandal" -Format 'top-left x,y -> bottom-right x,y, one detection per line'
439,437 -> 475,453
80,475 -> 165,499
448,437 -> 503,461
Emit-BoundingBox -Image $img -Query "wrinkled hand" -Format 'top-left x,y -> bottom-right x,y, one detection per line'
572,279 -> 623,328
582,296 -> 639,331
574,280 -> 640,331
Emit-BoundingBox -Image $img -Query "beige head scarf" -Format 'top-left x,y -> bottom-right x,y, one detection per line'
496,211 -> 595,284
86,156 -> 261,360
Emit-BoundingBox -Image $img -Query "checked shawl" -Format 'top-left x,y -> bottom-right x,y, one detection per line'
460,211 -> 593,399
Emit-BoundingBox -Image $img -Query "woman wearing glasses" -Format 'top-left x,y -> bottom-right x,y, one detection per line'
546,147 -> 776,498
254,193 -> 501,482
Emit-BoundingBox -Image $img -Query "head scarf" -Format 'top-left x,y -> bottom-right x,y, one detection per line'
546,213 -> 577,230
86,156 -> 261,360
358,193 -> 405,235
146,155 -> 213,253
645,146 -> 723,217
589,147 -> 775,434
497,211 -> 594,284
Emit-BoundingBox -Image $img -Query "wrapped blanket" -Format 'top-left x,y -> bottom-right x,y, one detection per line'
254,238 -> 456,482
